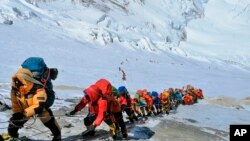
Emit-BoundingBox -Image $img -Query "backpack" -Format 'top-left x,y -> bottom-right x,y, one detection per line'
21,57 -> 47,72
21,57 -> 58,81
94,79 -> 121,113
94,79 -> 112,96
21,57 -> 58,108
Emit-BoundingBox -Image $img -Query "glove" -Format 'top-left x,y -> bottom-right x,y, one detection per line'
65,109 -> 77,116
10,112 -> 25,127
12,112 -> 24,120
88,124 -> 96,131
82,124 -> 96,136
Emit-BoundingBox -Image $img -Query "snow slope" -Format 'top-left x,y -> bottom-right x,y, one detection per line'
180,0 -> 250,68
1,0 -> 250,141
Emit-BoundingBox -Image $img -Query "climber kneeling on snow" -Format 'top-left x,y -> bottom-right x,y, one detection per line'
66,79 -> 121,139
8,68 -> 61,141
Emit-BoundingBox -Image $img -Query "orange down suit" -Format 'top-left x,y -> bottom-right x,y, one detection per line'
11,68 -> 48,118
8,68 -> 61,140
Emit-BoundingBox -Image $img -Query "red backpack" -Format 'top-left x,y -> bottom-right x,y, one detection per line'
94,79 -> 121,113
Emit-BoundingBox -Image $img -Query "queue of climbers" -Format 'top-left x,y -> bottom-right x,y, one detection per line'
1,57 -> 204,141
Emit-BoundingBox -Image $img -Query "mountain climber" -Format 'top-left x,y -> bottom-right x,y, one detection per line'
183,94 -> 193,105
110,86 -> 128,138
21,57 -> 58,109
66,79 -> 126,139
134,90 -> 147,117
151,91 -> 162,114
130,97 -> 142,117
193,89 -> 204,99
185,87 -> 197,103
159,89 -> 171,114
173,88 -> 183,105
8,68 -> 61,141
140,89 -> 154,116
117,86 -> 138,123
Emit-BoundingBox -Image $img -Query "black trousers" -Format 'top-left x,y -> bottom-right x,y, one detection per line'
8,109 -> 61,139
0,135 -> 4,141
113,112 -> 127,134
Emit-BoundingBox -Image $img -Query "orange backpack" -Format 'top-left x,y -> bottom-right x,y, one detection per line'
160,90 -> 170,101
183,94 -> 193,105
95,79 -> 112,96
89,79 -> 121,113
194,89 -> 204,99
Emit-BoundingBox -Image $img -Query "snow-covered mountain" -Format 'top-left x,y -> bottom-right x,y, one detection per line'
0,0 -> 207,51
1,0 -> 250,141
181,0 -> 250,67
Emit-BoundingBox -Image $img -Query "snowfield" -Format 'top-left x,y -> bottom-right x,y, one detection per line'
1,0 -> 250,141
